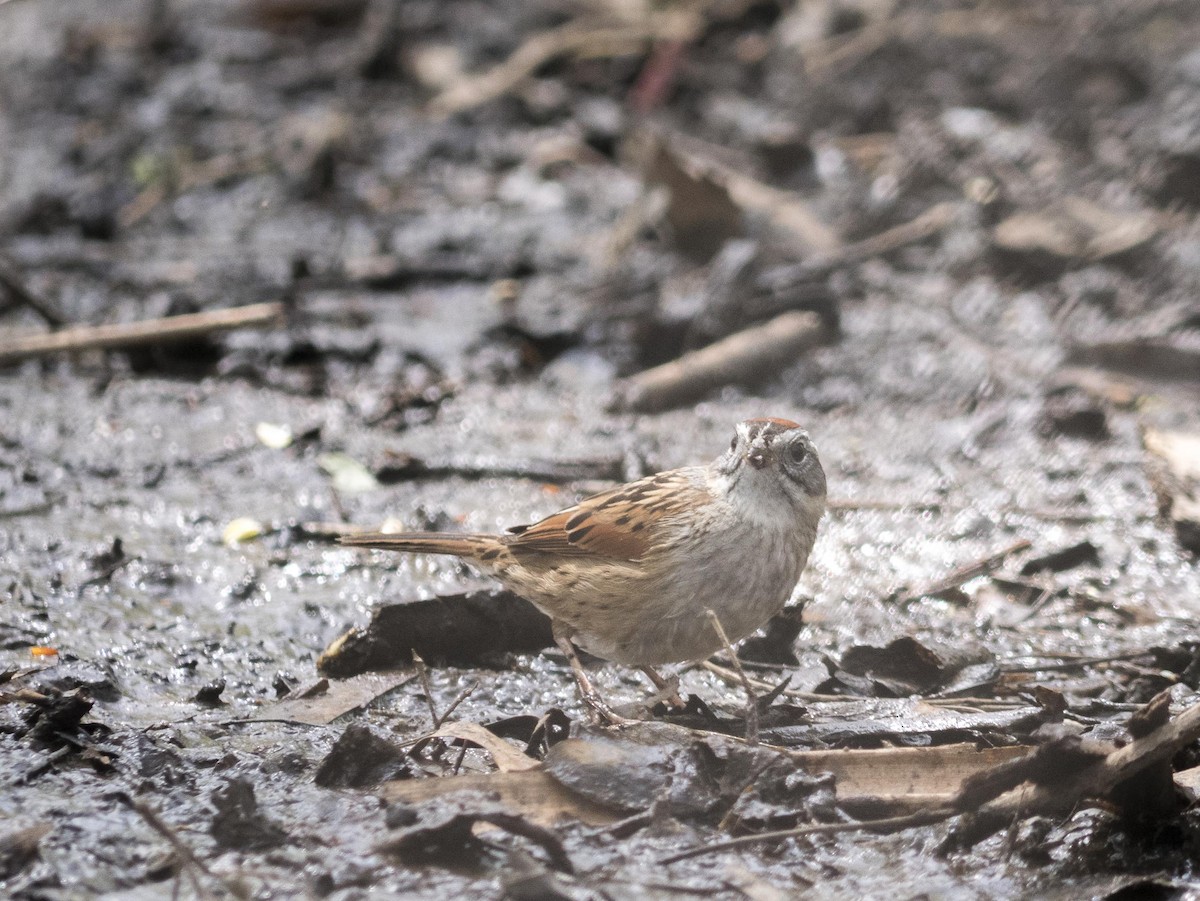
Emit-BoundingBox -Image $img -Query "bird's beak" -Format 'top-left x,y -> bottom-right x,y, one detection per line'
746,440 -> 769,470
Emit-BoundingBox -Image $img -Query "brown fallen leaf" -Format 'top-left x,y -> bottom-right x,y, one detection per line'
432,722 -> 540,773
380,769 -> 622,827
993,197 -> 1157,262
254,671 -> 413,725
317,589 -> 554,675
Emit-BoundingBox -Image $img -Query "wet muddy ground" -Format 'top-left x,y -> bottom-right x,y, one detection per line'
3,0 -> 1200,898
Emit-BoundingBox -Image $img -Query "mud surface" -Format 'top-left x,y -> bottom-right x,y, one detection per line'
3,0 -> 1200,898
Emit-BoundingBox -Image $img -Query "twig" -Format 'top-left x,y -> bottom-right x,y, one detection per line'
759,202 -> 957,291
646,131 -> 841,254
0,302 -> 284,365
1000,651 -> 1155,674
609,311 -> 831,413
896,538 -> 1031,604
373,454 -> 625,485
14,745 -> 71,785
411,652 -> 440,729
126,797 -> 230,900
433,680 -> 480,729
826,498 -> 941,513
700,661 -> 839,702
429,12 -> 701,117
706,611 -> 758,745
76,555 -> 139,598
0,259 -> 67,327
661,807 -> 953,864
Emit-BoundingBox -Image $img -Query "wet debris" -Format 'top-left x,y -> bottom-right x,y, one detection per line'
1066,306 -> 1200,382
426,11 -> 702,120
257,670 -> 414,725
737,604 -> 806,666
820,636 -> 996,698
427,722 -> 540,773
1019,540 -> 1102,575
486,709 -> 573,759
542,726 -> 835,829
381,769 -> 621,829
1037,388 -> 1111,441
665,695 -> 1200,864
210,778 -> 289,852
947,695 -> 1200,850
894,539 -> 1032,605
0,256 -> 66,327
316,723 -> 412,789
1070,334 -> 1200,381
26,659 -> 119,702
500,850 -> 584,901
318,590 -> 554,675
637,131 -> 842,259
14,686 -> 96,747
377,803 -> 574,875
191,678 -> 226,707
760,699 -> 1047,749
637,135 -> 743,261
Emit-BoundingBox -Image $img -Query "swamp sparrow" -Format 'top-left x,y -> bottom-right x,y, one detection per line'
343,418 -> 826,721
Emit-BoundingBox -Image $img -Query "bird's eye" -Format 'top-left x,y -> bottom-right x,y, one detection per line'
788,442 -> 808,464
729,437 -> 738,453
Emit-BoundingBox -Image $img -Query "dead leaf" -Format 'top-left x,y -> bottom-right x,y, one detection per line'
993,197 -> 1157,261
380,769 -> 621,827
317,589 -> 553,676
255,671 -> 413,725
433,722 -> 540,772
315,723 -> 411,788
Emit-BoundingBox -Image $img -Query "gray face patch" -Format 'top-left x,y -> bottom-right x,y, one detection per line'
717,419 -> 826,499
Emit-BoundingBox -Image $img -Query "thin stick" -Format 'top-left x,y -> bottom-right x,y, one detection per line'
429,13 -> 700,117
662,808 -> 955,864
706,610 -> 758,745
433,680 -> 480,729
897,538 -> 1031,604
759,201 -> 956,294
0,260 -> 67,327
610,311 -> 829,413
0,302 -> 284,365
411,652 -> 440,729
128,797 -> 228,900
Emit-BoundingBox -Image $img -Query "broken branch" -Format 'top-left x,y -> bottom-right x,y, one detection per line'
429,13 -> 701,118
0,302 -> 284,365
896,538 -> 1032,604
609,310 -> 832,413
0,259 -> 67,327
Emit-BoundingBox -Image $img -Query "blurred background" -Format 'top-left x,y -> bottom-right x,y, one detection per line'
2,0 -> 1200,896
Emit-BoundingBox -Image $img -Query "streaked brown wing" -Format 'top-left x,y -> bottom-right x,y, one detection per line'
504,468 -> 706,561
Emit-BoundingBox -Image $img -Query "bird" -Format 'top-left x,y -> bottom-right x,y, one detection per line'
342,418 -> 826,722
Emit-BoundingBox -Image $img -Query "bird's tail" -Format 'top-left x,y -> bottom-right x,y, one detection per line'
339,531 -> 500,559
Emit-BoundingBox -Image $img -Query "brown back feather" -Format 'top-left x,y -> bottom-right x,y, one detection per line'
503,468 -> 707,561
